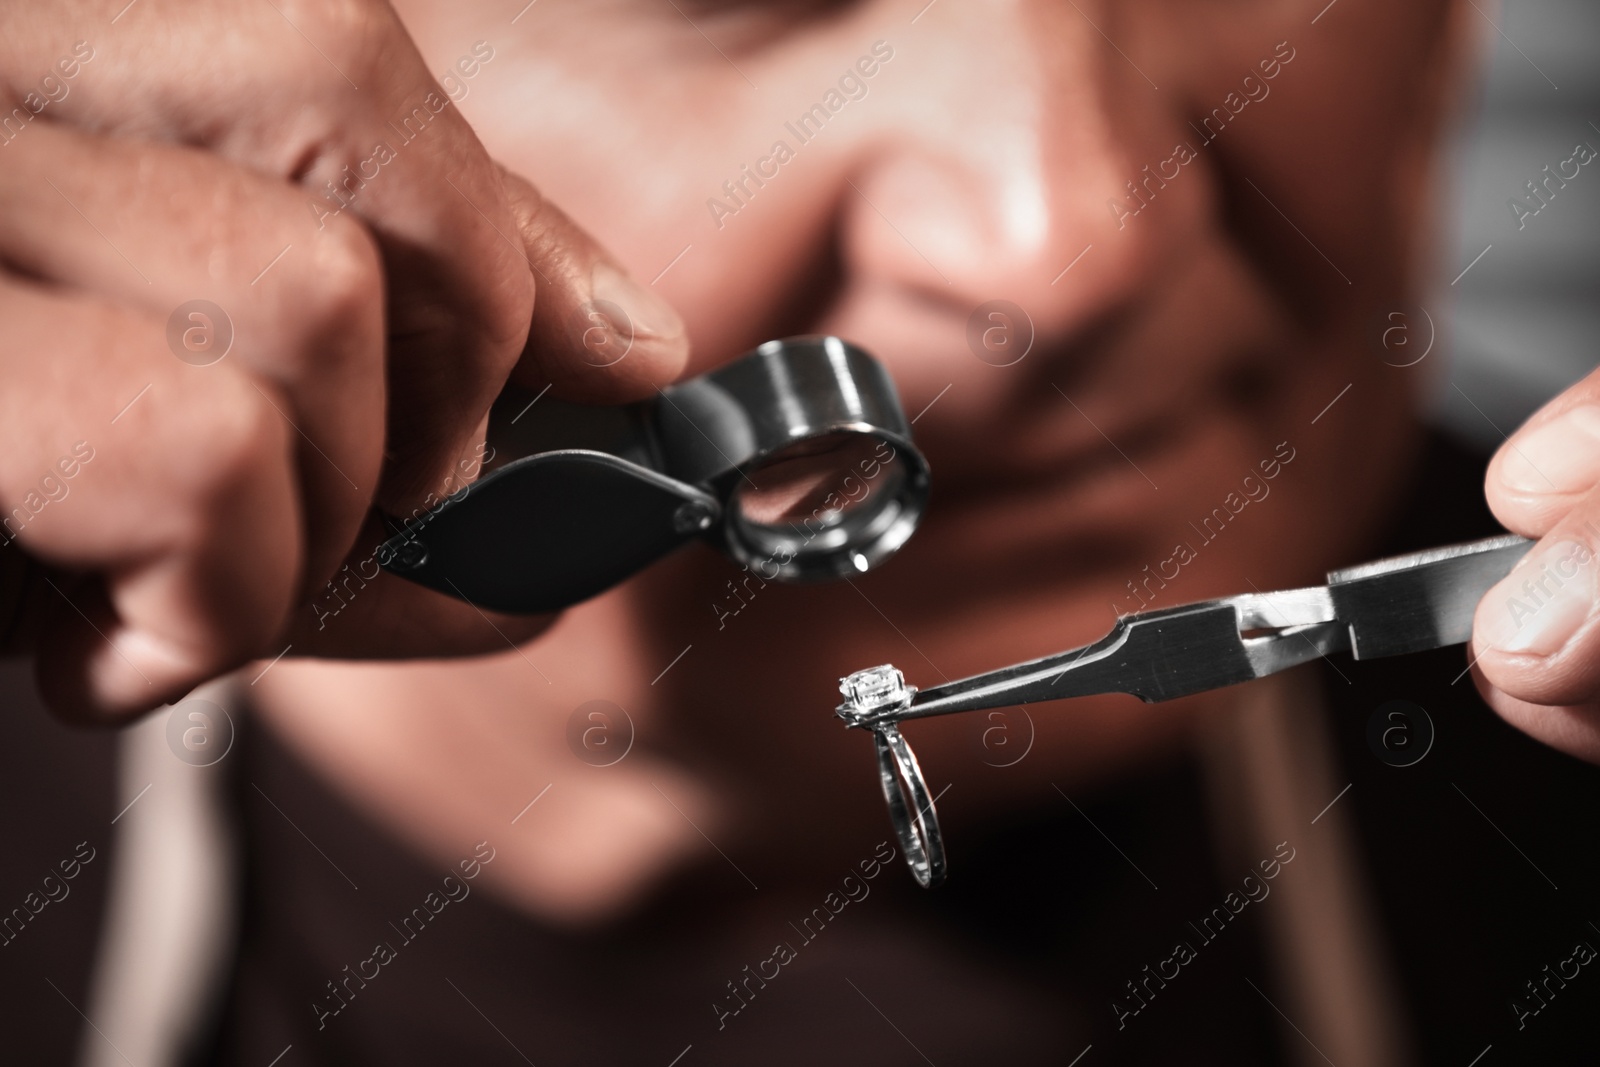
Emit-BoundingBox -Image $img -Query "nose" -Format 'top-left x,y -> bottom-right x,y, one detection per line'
839,1 -> 1192,340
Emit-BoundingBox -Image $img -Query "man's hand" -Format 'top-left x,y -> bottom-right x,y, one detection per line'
1473,365 -> 1600,763
0,1 -> 688,722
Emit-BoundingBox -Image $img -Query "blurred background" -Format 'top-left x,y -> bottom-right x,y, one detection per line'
1,0 -> 1596,1063
1435,0 -> 1600,442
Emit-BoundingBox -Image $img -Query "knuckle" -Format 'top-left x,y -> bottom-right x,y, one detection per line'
289,215 -> 385,360
170,374 -> 291,529
466,175 -> 540,363
276,0 -> 390,87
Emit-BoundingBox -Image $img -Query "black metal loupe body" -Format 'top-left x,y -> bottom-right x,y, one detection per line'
377,336 -> 931,613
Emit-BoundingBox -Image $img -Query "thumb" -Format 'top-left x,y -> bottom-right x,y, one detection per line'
1472,366 -> 1600,763
498,166 -> 692,403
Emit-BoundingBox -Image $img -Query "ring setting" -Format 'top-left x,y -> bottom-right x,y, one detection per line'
838,665 -> 947,888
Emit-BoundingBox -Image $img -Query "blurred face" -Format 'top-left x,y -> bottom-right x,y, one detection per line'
275,0 -> 1474,911
419,0 -> 1460,582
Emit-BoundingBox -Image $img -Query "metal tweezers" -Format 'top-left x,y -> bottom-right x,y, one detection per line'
835,533 -> 1535,887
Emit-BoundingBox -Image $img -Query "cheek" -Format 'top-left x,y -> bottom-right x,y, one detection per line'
1219,6 -> 1457,252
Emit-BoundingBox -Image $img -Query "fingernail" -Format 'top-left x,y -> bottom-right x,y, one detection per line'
589,261 -> 686,344
1478,539 -> 1597,655
1499,405 -> 1600,495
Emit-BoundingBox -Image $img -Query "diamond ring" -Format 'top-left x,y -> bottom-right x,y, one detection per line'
838,665 -> 947,888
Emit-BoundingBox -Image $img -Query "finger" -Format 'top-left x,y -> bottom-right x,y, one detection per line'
1470,506 -> 1600,758
0,121 -> 385,598
1469,670 -> 1600,765
280,174 -> 688,659
0,279 -> 301,722
498,168 -> 691,403
281,173 -> 691,662
1475,367 -> 1600,766
1485,363 -> 1600,537
2,0 -> 533,514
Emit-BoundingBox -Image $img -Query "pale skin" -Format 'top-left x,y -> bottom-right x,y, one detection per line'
0,0 -> 1594,924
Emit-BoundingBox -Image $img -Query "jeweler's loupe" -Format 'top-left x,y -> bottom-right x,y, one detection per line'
377,336 -> 931,613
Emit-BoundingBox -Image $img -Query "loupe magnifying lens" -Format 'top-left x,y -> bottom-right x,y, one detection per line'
377,336 -> 930,613
729,432 -> 915,579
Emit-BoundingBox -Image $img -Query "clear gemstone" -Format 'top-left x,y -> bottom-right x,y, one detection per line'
839,664 -> 911,714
